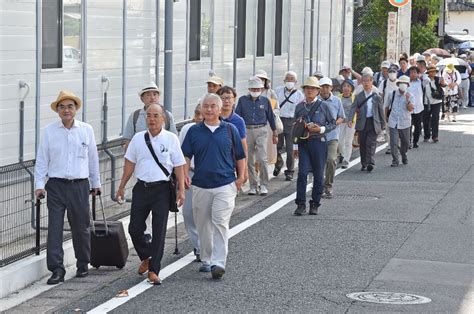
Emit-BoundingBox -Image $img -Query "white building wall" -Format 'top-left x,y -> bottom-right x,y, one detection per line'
445,11 -> 474,35
0,0 -> 353,167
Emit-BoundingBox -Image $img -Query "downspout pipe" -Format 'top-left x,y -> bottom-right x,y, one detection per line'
309,0 -> 314,74
19,81 -> 42,233
163,0 -> 173,112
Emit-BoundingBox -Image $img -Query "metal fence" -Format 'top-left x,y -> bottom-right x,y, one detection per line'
0,138 -> 134,267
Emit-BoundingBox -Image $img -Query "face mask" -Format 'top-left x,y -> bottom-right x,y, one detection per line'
388,73 -> 397,81
285,82 -> 295,90
250,91 -> 261,98
398,84 -> 408,92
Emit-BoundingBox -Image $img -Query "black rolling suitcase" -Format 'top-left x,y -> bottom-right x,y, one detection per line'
90,193 -> 129,269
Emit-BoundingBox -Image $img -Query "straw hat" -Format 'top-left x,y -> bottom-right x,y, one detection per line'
301,76 -> 320,89
138,82 -> 160,97
426,65 -> 438,73
396,75 -> 410,86
50,90 -> 82,112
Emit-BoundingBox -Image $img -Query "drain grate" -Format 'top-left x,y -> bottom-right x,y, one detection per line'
346,292 -> 431,305
332,194 -> 379,201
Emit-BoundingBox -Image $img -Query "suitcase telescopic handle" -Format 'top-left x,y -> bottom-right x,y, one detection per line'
90,192 -> 109,236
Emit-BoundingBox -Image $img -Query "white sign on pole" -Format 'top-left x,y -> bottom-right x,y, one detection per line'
386,12 -> 398,63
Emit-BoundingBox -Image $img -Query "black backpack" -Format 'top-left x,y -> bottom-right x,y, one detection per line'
430,77 -> 444,100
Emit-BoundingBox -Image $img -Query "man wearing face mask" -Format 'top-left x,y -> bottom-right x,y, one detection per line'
380,66 -> 399,155
385,76 -> 415,167
235,76 -> 277,196
407,66 -> 424,149
274,71 -> 305,181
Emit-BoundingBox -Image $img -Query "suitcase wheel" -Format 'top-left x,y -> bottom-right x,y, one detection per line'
116,266 -> 124,269
92,265 -> 100,269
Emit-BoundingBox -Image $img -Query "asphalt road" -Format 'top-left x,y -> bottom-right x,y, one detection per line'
6,109 -> 473,313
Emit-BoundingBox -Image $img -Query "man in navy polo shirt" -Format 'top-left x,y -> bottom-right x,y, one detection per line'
182,93 -> 246,280
235,76 -> 277,196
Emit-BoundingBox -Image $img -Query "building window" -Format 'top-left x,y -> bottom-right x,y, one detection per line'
42,0 -> 82,69
274,0 -> 283,56
189,0 -> 211,61
256,0 -> 265,57
42,0 -> 63,69
236,0 -> 246,58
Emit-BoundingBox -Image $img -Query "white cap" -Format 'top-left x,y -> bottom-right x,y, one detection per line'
381,60 -> 391,68
361,66 -> 374,76
416,55 -> 426,63
396,75 -> 410,86
319,77 -> 333,86
248,76 -> 264,88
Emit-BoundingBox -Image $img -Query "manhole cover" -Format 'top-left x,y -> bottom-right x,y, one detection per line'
333,194 -> 379,201
346,292 -> 431,305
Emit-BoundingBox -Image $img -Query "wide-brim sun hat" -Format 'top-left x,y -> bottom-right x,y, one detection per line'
138,82 -> 160,97
301,76 -> 320,89
255,69 -> 270,81
381,60 -> 391,68
50,90 -> 82,112
248,76 -> 264,89
396,75 -> 410,86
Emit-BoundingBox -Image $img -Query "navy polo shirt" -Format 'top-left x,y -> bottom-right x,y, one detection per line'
235,95 -> 276,130
223,112 -> 247,139
181,121 -> 246,189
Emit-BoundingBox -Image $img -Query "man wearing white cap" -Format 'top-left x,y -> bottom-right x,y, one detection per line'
235,76 -> 277,195
385,76 -> 415,167
35,90 -> 101,284
374,61 -> 391,88
458,54 -> 471,109
274,71 -> 305,181
318,78 -> 345,199
123,82 -> 178,241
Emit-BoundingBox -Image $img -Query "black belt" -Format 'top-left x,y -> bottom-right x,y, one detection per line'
50,177 -> 88,183
462,78 -> 468,80
246,124 -> 266,129
137,179 -> 169,188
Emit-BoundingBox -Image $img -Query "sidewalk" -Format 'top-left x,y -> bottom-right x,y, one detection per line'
2,108 -> 473,312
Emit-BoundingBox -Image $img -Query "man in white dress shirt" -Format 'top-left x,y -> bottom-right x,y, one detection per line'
35,90 -> 101,284
274,71 -> 305,181
116,104 -> 185,285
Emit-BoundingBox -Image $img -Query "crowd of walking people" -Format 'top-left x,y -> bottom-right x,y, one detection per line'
34,49 -> 473,286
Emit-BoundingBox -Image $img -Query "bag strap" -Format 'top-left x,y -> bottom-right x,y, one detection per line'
357,93 -> 375,109
144,132 -> 171,178
279,89 -> 297,108
132,109 -> 141,134
304,99 -> 321,121
225,124 -> 237,169
389,90 -> 396,111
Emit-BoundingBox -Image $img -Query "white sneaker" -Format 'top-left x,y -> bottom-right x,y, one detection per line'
248,188 -> 257,195
259,185 -> 268,195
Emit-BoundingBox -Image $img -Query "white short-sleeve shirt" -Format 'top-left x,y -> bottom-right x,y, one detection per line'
125,129 -> 186,182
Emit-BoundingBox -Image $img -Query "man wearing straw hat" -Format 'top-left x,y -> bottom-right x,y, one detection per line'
35,90 -> 101,284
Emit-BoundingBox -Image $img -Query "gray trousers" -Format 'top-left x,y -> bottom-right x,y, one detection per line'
45,178 -> 91,272
359,118 -> 378,167
389,127 -> 410,163
276,117 -> 296,174
460,79 -> 470,107
324,140 -> 338,191
246,126 -> 269,188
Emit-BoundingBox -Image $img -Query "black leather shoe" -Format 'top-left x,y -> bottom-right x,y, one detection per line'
367,164 -> 374,172
47,269 -> 65,285
76,267 -> 89,278
273,167 -> 281,177
361,166 -> 367,171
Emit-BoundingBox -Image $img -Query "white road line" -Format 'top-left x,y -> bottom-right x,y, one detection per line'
88,143 -> 388,313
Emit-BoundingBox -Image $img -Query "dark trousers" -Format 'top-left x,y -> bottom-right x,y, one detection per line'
359,117 -> 377,167
423,103 -> 441,140
276,117 -> 296,174
45,178 -> 91,272
129,181 -> 170,274
411,111 -> 423,145
296,138 -> 327,206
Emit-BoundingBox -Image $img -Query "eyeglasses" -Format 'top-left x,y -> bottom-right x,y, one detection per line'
57,104 -> 75,110
220,96 -> 234,101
